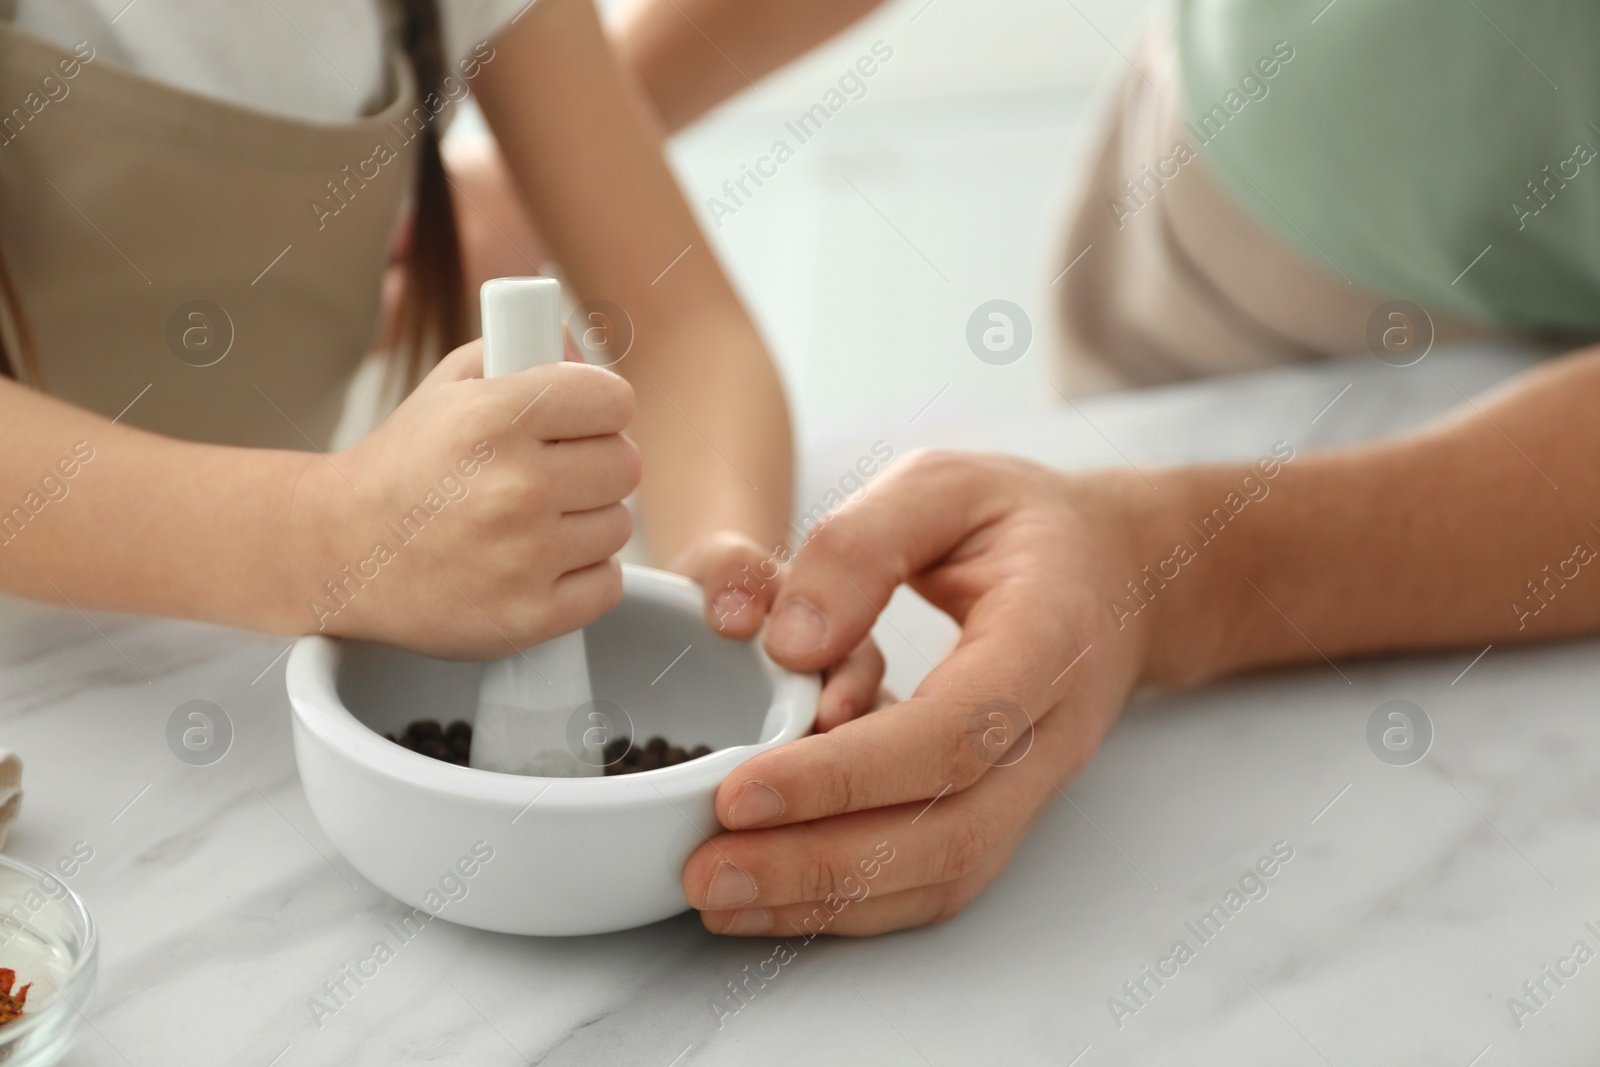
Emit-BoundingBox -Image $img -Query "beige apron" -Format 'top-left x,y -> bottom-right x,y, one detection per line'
0,4 -> 418,449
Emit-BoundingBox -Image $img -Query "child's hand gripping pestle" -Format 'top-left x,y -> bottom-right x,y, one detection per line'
469,277 -> 602,777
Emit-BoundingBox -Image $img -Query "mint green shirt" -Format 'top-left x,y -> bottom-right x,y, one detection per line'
1178,0 -> 1600,330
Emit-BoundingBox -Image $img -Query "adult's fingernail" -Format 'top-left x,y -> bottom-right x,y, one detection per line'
728,782 -> 785,828
710,907 -> 772,935
704,862 -> 759,910
768,599 -> 826,655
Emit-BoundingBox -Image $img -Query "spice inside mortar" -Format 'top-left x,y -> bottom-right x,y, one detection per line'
386,719 -> 711,774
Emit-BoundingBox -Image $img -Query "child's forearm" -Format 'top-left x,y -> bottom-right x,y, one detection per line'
0,378 -> 309,632
627,308 -> 793,564
0,349 -> 645,658
475,0 -> 795,566
1144,345 -> 1600,686
612,0 -> 890,132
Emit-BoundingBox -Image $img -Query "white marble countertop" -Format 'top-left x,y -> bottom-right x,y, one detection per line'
8,344 -> 1599,1066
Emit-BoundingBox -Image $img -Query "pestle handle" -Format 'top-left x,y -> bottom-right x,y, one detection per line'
481,277 -> 564,378
472,277 -> 599,776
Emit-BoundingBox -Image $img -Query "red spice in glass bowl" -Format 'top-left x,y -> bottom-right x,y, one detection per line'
0,968 -> 31,1025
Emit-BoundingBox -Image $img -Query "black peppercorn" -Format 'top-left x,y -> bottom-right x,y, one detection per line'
389,719 -> 717,773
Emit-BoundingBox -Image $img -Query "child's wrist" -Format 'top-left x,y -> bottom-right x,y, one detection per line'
277,451 -> 347,638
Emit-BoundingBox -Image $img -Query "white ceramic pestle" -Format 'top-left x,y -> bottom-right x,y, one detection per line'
469,277 -> 602,777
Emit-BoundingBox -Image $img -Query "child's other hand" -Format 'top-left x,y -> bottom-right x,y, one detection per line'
671,529 -> 777,640
291,340 -> 640,658
673,529 -> 888,732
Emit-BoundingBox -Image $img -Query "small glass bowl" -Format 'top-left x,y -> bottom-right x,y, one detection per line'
0,855 -> 97,1066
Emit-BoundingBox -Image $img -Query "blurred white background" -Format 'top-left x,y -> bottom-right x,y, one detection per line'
453,0 -> 1156,444
646,0 -> 1154,440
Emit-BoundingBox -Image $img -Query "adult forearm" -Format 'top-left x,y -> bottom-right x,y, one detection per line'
1145,347 -> 1600,686
0,379 -> 308,632
612,0 -> 889,132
